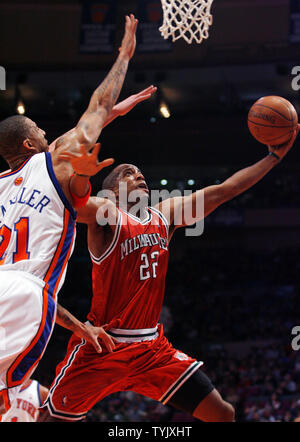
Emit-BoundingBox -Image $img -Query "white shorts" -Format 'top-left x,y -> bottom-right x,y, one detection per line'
0,271 -> 56,411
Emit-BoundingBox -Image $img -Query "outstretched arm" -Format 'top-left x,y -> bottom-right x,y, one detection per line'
52,14 -> 138,158
157,125 -> 300,235
49,15 -> 138,207
49,86 -> 157,153
104,85 -> 157,125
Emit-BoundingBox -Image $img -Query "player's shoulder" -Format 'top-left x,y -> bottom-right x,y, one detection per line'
79,196 -> 119,226
149,205 -> 169,227
0,153 -> 45,178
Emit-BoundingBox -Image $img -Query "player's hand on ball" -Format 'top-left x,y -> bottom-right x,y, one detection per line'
59,143 -> 114,177
268,124 -> 300,160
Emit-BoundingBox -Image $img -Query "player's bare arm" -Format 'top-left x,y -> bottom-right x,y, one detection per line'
38,384 -> 50,406
56,304 -> 115,353
50,15 -> 138,204
77,196 -> 119,259
48,86 -> 157,153
157,125 -> 300,237
105,85 -> 157,124
52,15 -> 137,158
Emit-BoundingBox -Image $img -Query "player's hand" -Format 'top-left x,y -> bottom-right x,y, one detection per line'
59,143 -> 114,177
119,14 -> 138,60
81,322 -> 116,354
114,85 -> 157,116
268,124 -> 300,160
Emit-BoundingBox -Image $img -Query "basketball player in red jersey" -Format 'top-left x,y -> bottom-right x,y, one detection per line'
40,119 -> 299,421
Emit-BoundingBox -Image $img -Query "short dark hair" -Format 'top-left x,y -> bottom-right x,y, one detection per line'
0,115 -> 31,159
102,164 -> 132,191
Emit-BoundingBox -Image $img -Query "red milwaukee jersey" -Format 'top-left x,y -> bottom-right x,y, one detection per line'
87,206 -> 169,330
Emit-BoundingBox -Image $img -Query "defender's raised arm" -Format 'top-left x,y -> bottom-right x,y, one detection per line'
53,14 -> 138,157
50,14 -> 138,207
48,85 -> 157,153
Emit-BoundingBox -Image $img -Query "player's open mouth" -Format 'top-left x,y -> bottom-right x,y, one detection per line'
137,183 -> 149,192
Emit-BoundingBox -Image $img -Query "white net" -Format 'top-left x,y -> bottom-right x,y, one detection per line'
159,0 -> 214,44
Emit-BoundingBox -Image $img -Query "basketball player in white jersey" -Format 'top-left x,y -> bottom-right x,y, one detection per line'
1,379 -> 49,422
0,14 -> 138,418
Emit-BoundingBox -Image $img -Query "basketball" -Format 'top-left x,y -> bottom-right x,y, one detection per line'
247,96 -> 298,146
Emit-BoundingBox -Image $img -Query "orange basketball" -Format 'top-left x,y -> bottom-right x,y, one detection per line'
247,96 -> 298,146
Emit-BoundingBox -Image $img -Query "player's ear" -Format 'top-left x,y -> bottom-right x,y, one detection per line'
23,138 -> 35,151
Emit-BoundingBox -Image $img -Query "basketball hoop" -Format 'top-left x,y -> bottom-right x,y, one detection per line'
159,0 -> 214,44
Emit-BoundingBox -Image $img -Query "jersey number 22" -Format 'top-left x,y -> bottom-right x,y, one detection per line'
140,251 -> 159,280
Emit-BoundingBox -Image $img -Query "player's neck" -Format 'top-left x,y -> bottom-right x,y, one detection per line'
118,201 -> 149,221
7,152 -> 33,171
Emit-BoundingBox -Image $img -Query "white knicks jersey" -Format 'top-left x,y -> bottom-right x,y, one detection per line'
0,152 -> 76,299
1,380 -> 43,422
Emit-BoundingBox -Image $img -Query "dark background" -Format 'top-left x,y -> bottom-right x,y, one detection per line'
1,0 -> 300,423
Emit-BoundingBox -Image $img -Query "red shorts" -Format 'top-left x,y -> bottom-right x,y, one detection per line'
44,324 -> 203,421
